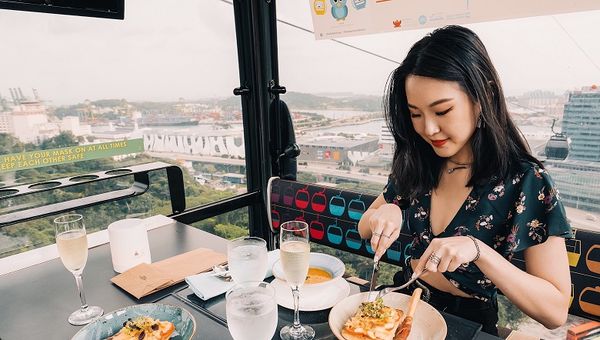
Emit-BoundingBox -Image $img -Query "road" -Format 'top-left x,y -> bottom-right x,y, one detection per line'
145,152 -> 388,184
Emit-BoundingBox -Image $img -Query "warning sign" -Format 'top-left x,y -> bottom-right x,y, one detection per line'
0,138 -> 144,173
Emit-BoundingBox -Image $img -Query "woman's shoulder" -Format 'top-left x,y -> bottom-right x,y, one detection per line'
506,159 -> 547,183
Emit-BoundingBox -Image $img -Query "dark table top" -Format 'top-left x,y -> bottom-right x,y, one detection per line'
0,220 -> 501,340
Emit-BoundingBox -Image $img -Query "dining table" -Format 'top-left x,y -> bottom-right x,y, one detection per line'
0,218 -> 502,340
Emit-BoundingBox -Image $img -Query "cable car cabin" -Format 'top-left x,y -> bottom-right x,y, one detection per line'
545,134 -> 569,160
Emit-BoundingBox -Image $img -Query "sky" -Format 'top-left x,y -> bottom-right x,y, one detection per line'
0,0 -> 599,106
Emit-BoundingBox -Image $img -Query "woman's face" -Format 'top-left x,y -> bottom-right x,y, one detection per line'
405,75 -> 478,162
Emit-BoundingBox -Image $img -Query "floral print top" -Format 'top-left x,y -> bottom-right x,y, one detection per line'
382,161 -> 573,301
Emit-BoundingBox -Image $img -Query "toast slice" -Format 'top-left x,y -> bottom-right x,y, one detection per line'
342,298 -> 404,340
106,316 -> 175,340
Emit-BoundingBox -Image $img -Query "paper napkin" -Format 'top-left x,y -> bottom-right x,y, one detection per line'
185,249 -> 281,301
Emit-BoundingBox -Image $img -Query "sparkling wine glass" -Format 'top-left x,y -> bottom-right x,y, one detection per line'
279,221 -> 314,340
228,236 -> 268,283
54,214 -> 103,325
226,281 -> 278,340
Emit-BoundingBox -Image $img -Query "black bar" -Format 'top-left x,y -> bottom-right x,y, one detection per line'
0,187 -> 146,227
171,191 -> 261,225
166,166 -> 186,214
232,0 -> 274,245
0,162 -> 185,228
0,0 -> 124,19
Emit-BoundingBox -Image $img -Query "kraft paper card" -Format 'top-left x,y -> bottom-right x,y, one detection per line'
111,248 -> 227,299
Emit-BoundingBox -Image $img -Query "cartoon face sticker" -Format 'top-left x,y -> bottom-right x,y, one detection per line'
314,0 -> 326,15
330,0 -> 348,21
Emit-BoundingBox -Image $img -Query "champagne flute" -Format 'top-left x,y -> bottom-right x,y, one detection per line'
54,214 -> 103,325
228,236 -> 268,283
279,221 -> 314,340
226,281 -> 278,340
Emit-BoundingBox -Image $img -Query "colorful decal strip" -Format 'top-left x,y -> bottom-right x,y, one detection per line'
309,0 -> 600,40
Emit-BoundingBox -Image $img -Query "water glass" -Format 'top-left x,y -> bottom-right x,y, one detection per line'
226,281 -> 278,340
228,236 -> 268,283
54,214 -> 103,325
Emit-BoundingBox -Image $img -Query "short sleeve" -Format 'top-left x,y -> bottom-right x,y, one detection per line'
382,175 -> 410,209
500,165 -> 573,258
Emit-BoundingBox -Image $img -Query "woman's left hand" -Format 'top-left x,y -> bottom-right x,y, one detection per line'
413,236 -> 480,276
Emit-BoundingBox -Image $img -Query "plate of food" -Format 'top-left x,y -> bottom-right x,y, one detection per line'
328,292 -> 446,340
72,303 -> 196,340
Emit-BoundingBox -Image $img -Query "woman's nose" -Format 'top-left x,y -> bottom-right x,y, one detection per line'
424,117 -> 440,136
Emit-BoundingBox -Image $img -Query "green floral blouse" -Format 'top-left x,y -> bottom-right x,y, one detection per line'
383,161 -> 573,301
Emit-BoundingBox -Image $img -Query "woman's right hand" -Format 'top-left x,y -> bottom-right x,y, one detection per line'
368,203 -> 403,260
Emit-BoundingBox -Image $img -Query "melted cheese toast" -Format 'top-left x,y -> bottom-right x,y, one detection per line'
342,298 -> 404,340
106,316 -> 175,340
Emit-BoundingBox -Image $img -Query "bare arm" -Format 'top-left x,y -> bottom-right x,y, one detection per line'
358,193 -> 403,260
414,235 -> 570,329
477,236 -> 570,329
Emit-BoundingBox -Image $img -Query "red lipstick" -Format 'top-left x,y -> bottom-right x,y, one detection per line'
431,139 -> 448,147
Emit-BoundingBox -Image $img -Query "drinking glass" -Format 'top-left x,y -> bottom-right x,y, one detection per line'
226,281 -> 278,340
54,214 -> 103,325
228,236 -> 268,283
279,220 -> 314,340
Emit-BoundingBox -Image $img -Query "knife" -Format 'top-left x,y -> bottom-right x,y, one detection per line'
367,257 -> 380,301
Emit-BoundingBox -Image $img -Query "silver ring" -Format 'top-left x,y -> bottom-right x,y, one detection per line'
372,232 -> 381,237
428,253 -> 441,265
381,234 -> 391,239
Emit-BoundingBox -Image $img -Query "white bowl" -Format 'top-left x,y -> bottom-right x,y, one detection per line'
271,277 -> 350,311
272,252 -> 345,287
328,292 -> 447,340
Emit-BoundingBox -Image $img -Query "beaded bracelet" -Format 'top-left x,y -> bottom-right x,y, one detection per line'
466,235 -> 481,262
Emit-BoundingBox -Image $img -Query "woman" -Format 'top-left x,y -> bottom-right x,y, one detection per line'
358,25 -> 572,335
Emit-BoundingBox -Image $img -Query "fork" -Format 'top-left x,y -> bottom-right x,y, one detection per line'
373,269 -> 427,301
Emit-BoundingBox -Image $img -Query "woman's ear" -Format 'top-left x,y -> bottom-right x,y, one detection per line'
474,102 -> 484,129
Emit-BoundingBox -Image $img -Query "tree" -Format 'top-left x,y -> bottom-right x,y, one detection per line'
214,223 -> 248,239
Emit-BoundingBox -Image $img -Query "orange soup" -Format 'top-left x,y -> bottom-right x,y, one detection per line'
305,267 -> 333,284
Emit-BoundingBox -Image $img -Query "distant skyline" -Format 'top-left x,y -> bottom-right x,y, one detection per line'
0,1 -> 599,105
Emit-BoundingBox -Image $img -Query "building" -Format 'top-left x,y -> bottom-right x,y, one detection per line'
222,173 -> 246,184
378,120 -> 394,160
297,134 -> 379,165
563,86 -> 600,162
10,100 -> 58,144
0,112 -> 11,134
60,116 -> 92,136
545,159 -> 600,215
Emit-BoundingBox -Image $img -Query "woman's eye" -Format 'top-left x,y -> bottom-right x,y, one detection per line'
435,107 -> 453,116
410,112 -> 421,118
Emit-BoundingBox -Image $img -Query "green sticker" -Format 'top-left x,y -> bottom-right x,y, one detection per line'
0,138 -> 144,173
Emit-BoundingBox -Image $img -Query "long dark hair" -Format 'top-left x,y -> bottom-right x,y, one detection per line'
384,25 -> 540,199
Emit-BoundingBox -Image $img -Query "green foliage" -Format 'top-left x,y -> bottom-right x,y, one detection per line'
297,172 -> 317,183
337,181 -> 384,196
39,132 -> 78,149
214,223 -> 248,239
497,295 -> 528,329
0,133 -> 27,155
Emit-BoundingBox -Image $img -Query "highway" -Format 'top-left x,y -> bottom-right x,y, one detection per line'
145,151 -> 388,184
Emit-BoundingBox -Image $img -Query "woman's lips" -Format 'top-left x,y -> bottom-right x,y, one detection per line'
431,139 -> 448,147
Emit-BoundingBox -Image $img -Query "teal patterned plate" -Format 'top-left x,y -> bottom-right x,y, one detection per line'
72,303 -> 196,339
